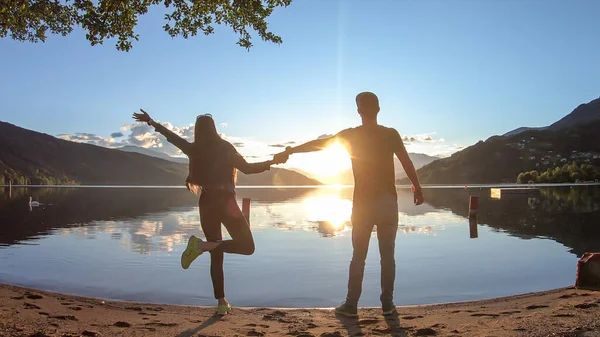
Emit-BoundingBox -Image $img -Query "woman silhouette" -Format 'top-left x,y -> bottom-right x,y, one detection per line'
133,109 -> 288,315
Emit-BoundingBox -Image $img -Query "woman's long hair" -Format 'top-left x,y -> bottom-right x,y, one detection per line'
187,114 -> 236,194
194,114 -> 221,143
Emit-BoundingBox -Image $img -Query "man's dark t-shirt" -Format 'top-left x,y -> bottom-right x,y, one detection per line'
335,125 -> 406,204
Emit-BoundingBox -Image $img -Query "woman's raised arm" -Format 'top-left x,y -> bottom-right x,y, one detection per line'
133,109 -> 192,155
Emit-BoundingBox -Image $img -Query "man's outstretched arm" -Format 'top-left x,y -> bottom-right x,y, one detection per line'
286,135 -> 338,154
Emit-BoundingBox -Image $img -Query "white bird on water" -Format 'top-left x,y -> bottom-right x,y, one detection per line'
29,197 -> 41,207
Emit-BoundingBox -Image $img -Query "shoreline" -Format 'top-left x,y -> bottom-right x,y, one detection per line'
4,182 -> 600,189
0,282 -> 579,309
2,283 -> 599,337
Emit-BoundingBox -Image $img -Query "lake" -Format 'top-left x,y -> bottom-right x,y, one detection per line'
1,185 -> 599,308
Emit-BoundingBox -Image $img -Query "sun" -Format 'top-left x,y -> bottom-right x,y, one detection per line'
286,142 -> 352,180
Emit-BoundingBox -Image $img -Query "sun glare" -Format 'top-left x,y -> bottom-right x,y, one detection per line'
303,194 -> 352,233
287,142 -> 352,181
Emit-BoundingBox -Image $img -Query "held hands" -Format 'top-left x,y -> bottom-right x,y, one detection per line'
272,146 -> 293,165
132,109 -> 153,125
272,151 -> 289,165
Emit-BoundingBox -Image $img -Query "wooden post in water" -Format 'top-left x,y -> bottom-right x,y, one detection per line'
468,196 -> 478,239
242,198 -> 251,225
469,216 -> 478,239
468,196 -> 478,217
8,180 -> 11,199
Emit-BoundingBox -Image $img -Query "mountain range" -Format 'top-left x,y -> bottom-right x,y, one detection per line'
503,97 -> 600,136
0,122 -> 321,186
2,95 -> 598,186
118,145 -> 189,164
401,96 -> 600,184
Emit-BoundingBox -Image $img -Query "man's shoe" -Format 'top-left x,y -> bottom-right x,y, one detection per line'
382,302 -> 397,316
335,302 -> 358,317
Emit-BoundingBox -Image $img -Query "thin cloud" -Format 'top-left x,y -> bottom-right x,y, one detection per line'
66,133 -> 104,142
266,140 -> 295,149
220,122 -> 228,128
57,133 -> 125,148
402,132 -> 444,143
58,133 -> 99,142
111,132 -> 124,138
233,142 -> 245,147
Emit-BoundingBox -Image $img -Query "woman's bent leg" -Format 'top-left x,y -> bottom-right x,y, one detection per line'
218,195 -> 255,255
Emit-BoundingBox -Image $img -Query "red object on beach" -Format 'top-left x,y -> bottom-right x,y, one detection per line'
576,252 -> 600,290
411,185 -> 415,192
242,198 -> 251,224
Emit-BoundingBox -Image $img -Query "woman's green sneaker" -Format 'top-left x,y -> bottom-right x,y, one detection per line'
217,303 -> 232,316
181,235 -> 203,269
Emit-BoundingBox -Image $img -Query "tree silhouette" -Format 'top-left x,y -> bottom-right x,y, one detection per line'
0,0 -> 292,51
518,162 -> 600,184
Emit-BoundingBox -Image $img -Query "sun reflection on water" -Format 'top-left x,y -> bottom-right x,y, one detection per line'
303,194 -> 353,236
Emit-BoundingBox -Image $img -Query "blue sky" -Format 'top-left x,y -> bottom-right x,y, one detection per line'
1,0 -> 599,161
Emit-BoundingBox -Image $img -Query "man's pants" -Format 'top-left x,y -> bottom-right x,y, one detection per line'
345,194 -> 399,305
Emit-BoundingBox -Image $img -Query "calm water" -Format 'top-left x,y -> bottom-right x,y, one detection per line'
0,185 -> 599,308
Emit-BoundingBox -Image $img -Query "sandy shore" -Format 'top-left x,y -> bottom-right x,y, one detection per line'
1,284 -> 599,337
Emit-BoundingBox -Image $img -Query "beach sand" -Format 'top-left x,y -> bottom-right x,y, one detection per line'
1,284 -> 599,337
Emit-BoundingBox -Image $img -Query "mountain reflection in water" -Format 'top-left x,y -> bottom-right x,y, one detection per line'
1,186 -> 599,257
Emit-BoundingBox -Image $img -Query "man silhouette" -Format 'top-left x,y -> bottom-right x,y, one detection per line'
283,92 -> 424,316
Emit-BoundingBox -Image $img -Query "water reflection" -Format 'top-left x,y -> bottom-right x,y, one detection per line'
469,216 -> 478,239
423,186 -> 600,257
1,186 -> 600,257
398,223 -> 433,235
2,185 -> 600,307
304,194 -> 352,231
